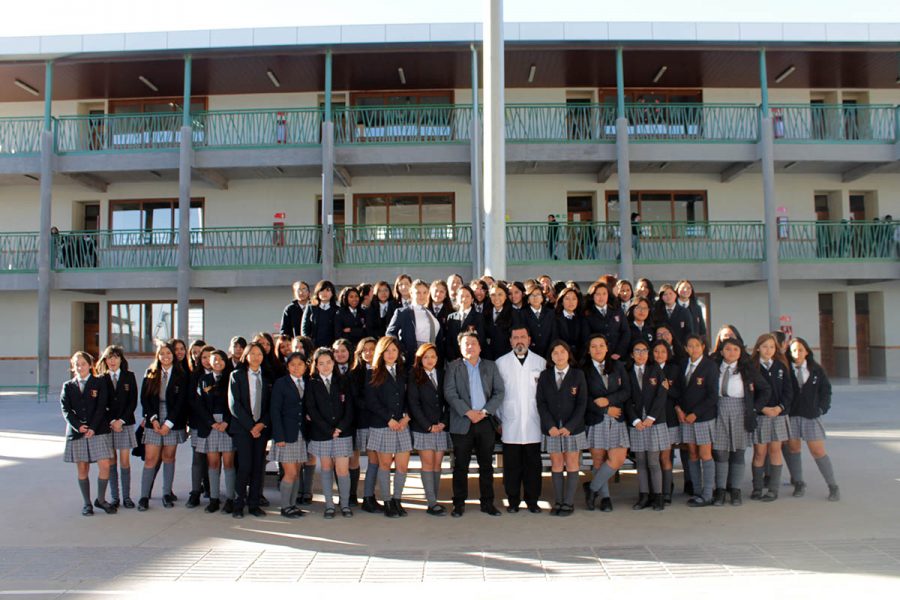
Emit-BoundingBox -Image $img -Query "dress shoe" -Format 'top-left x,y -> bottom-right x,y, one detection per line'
828,485 -> 840,502
162,494 -> 176,508
729,488 -> 743,506
599,497 -> 613,512
632,493 -> 651,510
232,507 -> 244,519
122,498 -> 136,509
585,489 -> 598,511
169,493 -> 178,501
451,504 -> 465,518
323,507 -> 336,519
683,480 -> 694,497
395,500 -> 408,517
205,499 -> 221,513
760,491 -> 778,503
361,496 -> 382,514
281,506 -> 302,519
111,499 -> 120,509
687,496 -> 709,508
652,494 -> 665,511
663,492 -> 672,505
480,504 -> 501,516
348,494 -> 359,507
558,504 -> 574,517
221,499 -> 234,514
550,503 -> 562,516
186,492 -> 201,508
248,507 -> 267,517
259,495 -> 270,507
94,499 -> 117,514
427,504 -> 447,516
712,488 -> 726,507
506,505 -> 520,514
137,497 -> 149,511
383,500 -> 399,518
82,504 -> 94,516
526,504 -> 542,514
792,482 -> 806,497
750,489 -> 763,500
300,493 -> 313,506
341,507 -> 353,518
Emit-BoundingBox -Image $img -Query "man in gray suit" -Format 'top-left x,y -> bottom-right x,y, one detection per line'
444,331 -> 505,517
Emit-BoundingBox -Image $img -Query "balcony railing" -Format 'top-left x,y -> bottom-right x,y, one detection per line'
334,223 -> 473,265
194,108 -> 322,149
0,117 -> 43,155
191,226 -> 321,268
505,104 -> 616,143
779,220 -> 898,261
54,113 -> 202,154
771,104 -> 897,143
625,103 -> 761,143
333,105 -> 473,144
507,221 -> 619,262
52,230 -> 180,270
1,232 -> 39,272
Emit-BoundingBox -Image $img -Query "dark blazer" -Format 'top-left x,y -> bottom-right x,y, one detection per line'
140,368 -> 189,430
443,358 -> 505,435
366,300 -> 399,339
407,370 -> 449,434
584,306 -> 631,358
520,306 -> 557,359
788,361 -> 831,419
536,367 -> 588,435
306,373 -> 353,441
104,370 -> 138,426
365,368 -> 407,429
227,367 -> 273,436
386,306 -> 438,366
334,306 -> 366,347
191,372 -> 231,438
350,366 -> 372,430
630,320 -> 655,347
483,306 -> 515,360
582,360 -> 630,426
444,309 -> 485,362
280,300 -> 306,337
681,300 -> 707,338
675,357 -> 720,423
555,313 -> 588,361
716,358 -> 772,432
625,363 -> 668,427
659,303 -> 694,346
301,304 -> 337,349
657,362 -> 682,428
757,360 -> 793,414
61,375 -> 109,440
269,374 -> 306,444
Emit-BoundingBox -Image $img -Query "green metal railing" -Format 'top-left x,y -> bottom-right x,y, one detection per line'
770,104 -> 897,143
191,226 -> 322,268
625,103 -> 760,142
507,222 -> 619,263
334,223 -> 472,265
0,117 -> 43,155
52,230 -> 179,270
54,112 -> 201,154
1,232 -> 39,272
505,104 -> 616,143
779,220 -> 898,261
333,105 -> 473,144
634,221 -> 765,262
194,108 -> 322,149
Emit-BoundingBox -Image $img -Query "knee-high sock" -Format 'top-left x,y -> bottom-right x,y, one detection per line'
191,451 -> 203,493
784,450 -> 803,484
688,460 -> 702,496
752,465 -> 766,491
338,474 -> 351,508
108,465 -> 119,502
208,466 -> 221,500
120,467 -> 131,501
393,471 -> 407,500
727,450 -> 746,489
551,471 -> 565,503
814,455 -> 837,486
280,478 -> 294,510
432,469 -> 442,502
714,449 -> 730,490
97,477 -> 109,502
364,462 -> 379,498
320,468 -> 335,509
302,464 -> 316,497
662,468 -> 673,496
223,468 -> 236,500
140,466 -> 156,499
701,459 -> 715,501
349,467 -> 360,497
377,468 -> 391,502
290,478 -> 300,506
421,471 -> 436,506
564,471 -> 580,506
680,448 -> 692,483
636,453 -> 650,494
589,462 -> 617,497
647,451 -> 662,495
763,453 -> 771,478
162,462 -> 175,496
767,464 -> 783,494
78,478 -> 91,505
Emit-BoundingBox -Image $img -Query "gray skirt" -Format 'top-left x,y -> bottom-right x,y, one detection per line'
143,426 -> 187,447
542,432 -> 588,454
629,424 -> 671,452
754,414 -> 790,444
413,431 -> 451,452
195,429 -> 234,454
713,396 -> 752,451
367,427 -> 413,454
272,438 -> 309,463
110,427 -> 138,450
789,416 -> 827,441
586,420 -> 630,450
681,419 -> 716,446
355,427 -> 370,452
64,433 -> 114,463
308,436 -> 354,458
668,424 -> 684,445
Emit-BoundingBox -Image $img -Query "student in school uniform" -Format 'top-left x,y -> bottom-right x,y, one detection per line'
280,280 -> 311,337
653,284 -> 694,347
275,334 -> 293,367
334,286 -> 367,348
470,279 -> 489,314
394,273 -> 414,308
301,280 -> 339,350
627,297 -> 655,347
170,338 -> 190,374
444,286 -> 485,362
614,279 -> 635,312
785,337 -> 839,502
429,280 -> 455,328
651,339 -> 681,504
520,286 -> 557,359
446,273 -> 464,302
710,324 -> 744,361
193,349 -> 235,513
625,339 -> 670,511
270,351 -> 309,519
655,324 -> 689,365
365,336 -> 413,518
508,281 -> 527,313
483,283 -> 515,361
306,348 -> 355,518
253,332 -> 281,382
749,333 -> 793,502
96,345 -> 138,509
675,279 -> 707,339
536,340 -> 588,516
351,337 -> 382,513
367,281 -> 399,339
712,338 -> 771,507
554,287 -> 588,362
62,351 -> 116,516
228,342 -> 272,519
387,279 -> 442,367
408,343 -> 450,516
137,342 -> 188,511
635,278 -> 656,301
583,281 -> 630,361
187,344 -> 214,508
331,338 -> 359,505
228,336 -> 247,369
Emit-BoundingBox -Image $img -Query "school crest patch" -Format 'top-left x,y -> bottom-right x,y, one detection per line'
649,377 -> 658,386
570,386 -> 578,396
90,389 -> 98,398
696,377 -> 704,385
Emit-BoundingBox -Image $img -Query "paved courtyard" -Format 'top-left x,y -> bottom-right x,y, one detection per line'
0,382 -> 898,597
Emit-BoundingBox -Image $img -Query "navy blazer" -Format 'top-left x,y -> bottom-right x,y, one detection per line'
520,306 -> 557,359
582,360 -> 630,426
61,375 -> 110,440
536,367 -> 588,435
675,357 -> 720,423
483,306 -> 515,361
280,300 -> 306,337
334,306 -> 366,347
305,373 -> 353,441
301,304 -> 337,349
625,363 -> 668,427
657,362 -> 682,427
140,368 -> 188,430
104,370 -> 138,426
555,313 -> 588,361
366,300 -> 399,339
444,309 -> 485,362
682,301 -> 707,338
659,303 -> 694,346
630,320 -> 655,347
788,361 -> 832,419
191,372 -> 231,438
757,360 -> 793,414
386,306 -> 436,366
584,306 -> 631,359
365,368 -> 407,429
716,358 -> 772,432
227,367 -> 273,436
407,370 -> 449,433
350,366 -> 372,430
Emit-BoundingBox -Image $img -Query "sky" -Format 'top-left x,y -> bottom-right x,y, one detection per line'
1,0 -> 898,37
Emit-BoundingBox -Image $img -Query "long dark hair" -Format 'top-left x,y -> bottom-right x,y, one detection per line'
711,324 -> 745,358
718,337 -> 753,377
554,286 -> 582,316
370,336 -> 403,387
584,333 -> 617,373
412,343 -> 439,386
95,345 -> 129,376
352,337 -> 377,371
145,341 -> 182,397
311,280 -> 337,307
545,339 -> 575,369
787,337 -> 819,368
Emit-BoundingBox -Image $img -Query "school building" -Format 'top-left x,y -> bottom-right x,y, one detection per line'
0,19 -> 898,393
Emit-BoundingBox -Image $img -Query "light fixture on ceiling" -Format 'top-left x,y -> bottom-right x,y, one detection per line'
652,65 -> 668,84
138,75 -> 159,92
14,79 -> 40,96
398,67 -> 406,85
266,69 -> 281,88
658,161 -> 669,170
783,161 -> 798,171
774,65 -> 796,84
528,64 -> 536,83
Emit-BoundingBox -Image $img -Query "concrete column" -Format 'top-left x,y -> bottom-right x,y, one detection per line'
176,56 -> 192,340
482,0 -> 506,279
36,61 -> 53,402
470,44 -> 483,276
614,48 -> 633,281
832,291 -> 858,380
321,121 -> 335,281
759,49 -> 781,332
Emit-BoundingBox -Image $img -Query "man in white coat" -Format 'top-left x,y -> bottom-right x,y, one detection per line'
495,326 -> 545,513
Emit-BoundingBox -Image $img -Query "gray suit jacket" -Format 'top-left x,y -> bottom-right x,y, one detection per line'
443,358 -> 505,435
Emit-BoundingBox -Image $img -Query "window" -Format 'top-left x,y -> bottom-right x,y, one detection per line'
598,89 -> 703,104
109,198 -> 204,244
109,300 -> 204,354
109,97 -> 208,114
605,191 -> 707,224
353,193 -> 455,239
348,91 -> 456,142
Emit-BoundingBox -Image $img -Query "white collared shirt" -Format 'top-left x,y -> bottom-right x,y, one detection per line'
685,358 -> 702,378
794,360 -> 809,385
414,303 -> 440,344
555,365 -> 570,380
563,310 -> 575,320
720,361 -> 745,398
292,376 -> 305,395
595,304 -> 607,316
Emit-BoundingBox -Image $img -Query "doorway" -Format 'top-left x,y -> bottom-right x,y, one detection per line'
855,293 -> 870,378
818,293 -> 836,376
82,302 -> 100,358
567,194 -> 595,260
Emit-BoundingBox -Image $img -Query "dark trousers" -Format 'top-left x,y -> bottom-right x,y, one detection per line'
502,442 -> 542,506
451,419 -> 496,507
233,431 -> 268,509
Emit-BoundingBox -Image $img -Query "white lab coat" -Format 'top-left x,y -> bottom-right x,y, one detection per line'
495,350 -> 545,444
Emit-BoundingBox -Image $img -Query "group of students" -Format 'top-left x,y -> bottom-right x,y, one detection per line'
61,272 -> 839,520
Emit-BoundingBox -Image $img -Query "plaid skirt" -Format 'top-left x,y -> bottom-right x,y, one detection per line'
64,433 -> 114,463
308,436 -> 354,458
713,396 -> 752,451
272,437 -> 309,463
143,427 -> 187,447
542,432 -> 588,454
668,424 -> 684,445
367,427 -> 413,454
754,415 -> 790,444
629,424 -> 671,452
110,427 -> 138,450
789,416 -> 827,441
195,429 -> 234,454
586,420 -> 630,450
681,419 -> 716,446
413,431 -> 451,452
355,428 -> 370,452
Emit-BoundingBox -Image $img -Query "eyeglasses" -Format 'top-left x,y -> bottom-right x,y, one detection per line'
632,349 -> 649,355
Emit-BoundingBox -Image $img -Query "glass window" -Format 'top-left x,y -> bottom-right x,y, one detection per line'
391,196 -> 420,225
109,301 -> 204,353
110,199 -> 204,245
354,194 -> 455,226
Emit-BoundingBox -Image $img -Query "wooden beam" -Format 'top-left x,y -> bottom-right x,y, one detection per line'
192,168 -> 229,190
334,166 -> 352,188
720,161 -> 755,183
596,162 -> 616,183
841,162 -> 890,183
65,173 -> 108,193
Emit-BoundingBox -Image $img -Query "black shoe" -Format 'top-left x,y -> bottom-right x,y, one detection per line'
558,504 -> 574,516
300,493 -> 313,506
683,480 -> 694,496
348,494 -> 359,507
480,504 -> 501,516
323,507 -> 336,519
729,488 -> 743,506
94,499 -> 117,514
451,504 -> 465,518
205,500 -> 221,513
828,485 -> 840,502
395,500 -> 408,517
221,499 -> 234,514
259,495 -> 270,507
526,503 -> 542,514
137,497 -> 149,511
233,507 -> 244,519
248,507 -> 267,518
750,489 -> 763,500
169,493 -> 178,502
383,500 -> 399,518
550,502 -> 562,516
663,493 -> 672,505
281,506 -> 302,519
122,498 -> 135,509
712,488 -> 726,507
792,482 -> 806,498
652,494 -> 665,511
111,499 -> 120,509
687,496 -> 709,508
599,497 -> 613,512
186,492 -> 201,508
341,507 -> 353,518
427,504 -> 447,516
82,504 -> 94,516
585,487 -> 598,511
760,491 -> 778,503
162,494 -> 175,508
506,505 -> 520,513
763,474 -> 771,489
361,496 -> 381,514
632,493 -> 651,510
